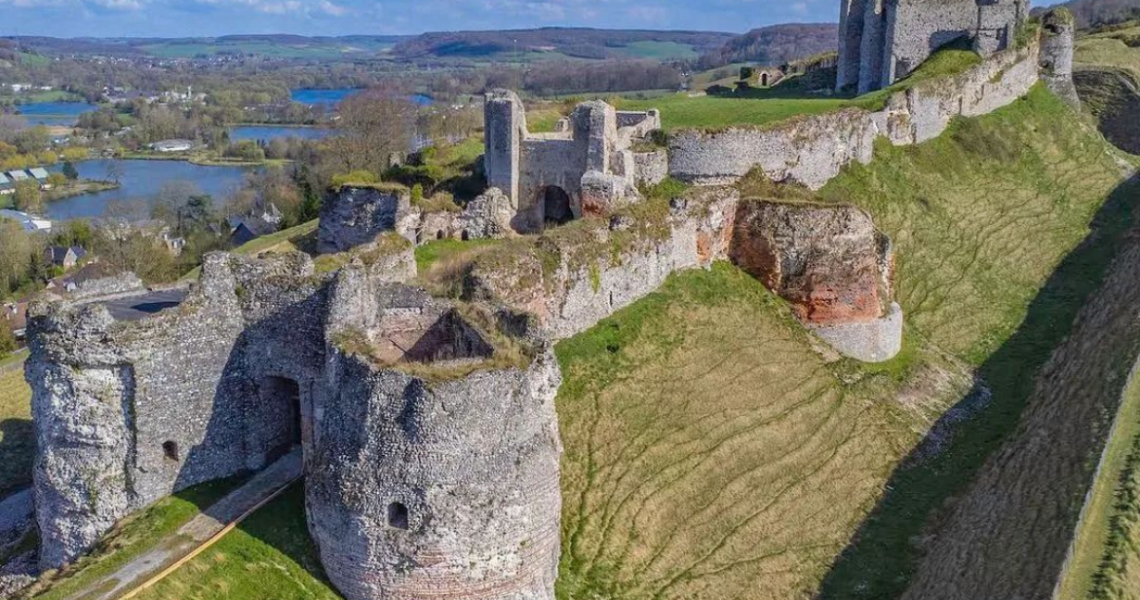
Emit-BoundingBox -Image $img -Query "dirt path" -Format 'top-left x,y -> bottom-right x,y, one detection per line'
63,448 -> 303,600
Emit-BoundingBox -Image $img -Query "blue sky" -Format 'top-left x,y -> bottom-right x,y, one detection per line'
0,0 -> 837,38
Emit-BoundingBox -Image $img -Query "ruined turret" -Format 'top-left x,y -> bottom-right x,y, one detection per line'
1040,8 -> 1081,110
308,270 -> 562,600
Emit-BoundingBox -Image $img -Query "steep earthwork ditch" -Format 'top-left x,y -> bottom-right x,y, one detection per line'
1075,68 -> 1140,155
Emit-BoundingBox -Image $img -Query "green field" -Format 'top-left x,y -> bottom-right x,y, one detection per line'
1077,23 -> 1140,78
616,41 -> 700,60
139,40 -> 394,60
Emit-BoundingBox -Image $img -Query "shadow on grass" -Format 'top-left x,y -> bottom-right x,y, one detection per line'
0,418 -> 34,500
232,481 -> 335,589
819,173 -> 1140,599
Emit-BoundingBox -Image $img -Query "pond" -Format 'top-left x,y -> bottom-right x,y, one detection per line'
47,159 -> 253,221
228,125 -> 335,143
290,88 -> 434,108
15,101 -> 96,127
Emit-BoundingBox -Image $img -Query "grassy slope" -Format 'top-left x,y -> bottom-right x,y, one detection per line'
1076,24 -> 1140,78
1059,373 -> 1140,600
130,484 -> 341,600
815,85 -> 1134,598
0,360 -> 32,500
19,477 -> 245,600
16,88 -> 1131,600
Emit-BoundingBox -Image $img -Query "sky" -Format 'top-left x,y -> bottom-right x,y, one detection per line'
0,0 -> 837,38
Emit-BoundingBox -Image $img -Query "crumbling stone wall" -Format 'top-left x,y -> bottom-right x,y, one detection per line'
310,279 -> 562,600
1039,8 -> 1081,110
837,0 -> 1026,93
483,90 -> 661,234
671,39 -> 1041,189
465,187 -> 738,340
27,236 -> 564,600
25,253 -> 325,568
318,187 -> 412,254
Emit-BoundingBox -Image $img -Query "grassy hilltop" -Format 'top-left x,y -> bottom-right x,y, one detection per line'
15,83 -> 1132,600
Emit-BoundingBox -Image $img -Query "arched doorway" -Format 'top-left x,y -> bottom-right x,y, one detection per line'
542,186 -> 573,227
761,73 -> 769,87
259,375 -> 302,463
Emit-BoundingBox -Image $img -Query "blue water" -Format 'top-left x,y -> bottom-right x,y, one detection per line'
291,88 -> 359,106
47,159 -> 252,220
289,88 -> 434,108
229,125 -> 334,142
16,101 -> 96,127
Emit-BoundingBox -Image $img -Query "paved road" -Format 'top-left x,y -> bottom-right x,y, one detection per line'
57,449 -> 303,600
99,289 -> 188,322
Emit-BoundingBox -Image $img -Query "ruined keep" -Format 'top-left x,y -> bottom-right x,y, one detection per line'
836,0 -> 1028,93
25,240 -> 563,600
483,89 -> 666,233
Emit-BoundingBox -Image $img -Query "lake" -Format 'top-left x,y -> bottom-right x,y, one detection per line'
16,101 -> 96,127
290,88 -> 434,108
229,125 -> 335,142
47,159 -> 252,220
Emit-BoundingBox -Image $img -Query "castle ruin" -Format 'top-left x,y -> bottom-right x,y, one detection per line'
483,90 -> 667,233
11,10 -> 1086,600
836,0 -> 1028,93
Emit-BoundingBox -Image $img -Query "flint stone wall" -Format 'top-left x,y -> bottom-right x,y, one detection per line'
307,353 -> 562,600
1039,9 -> 1080,110
669,40 -> 1040,190
310,267 -> 562,600
465,187 -> 738,340
26,252 -> 328,568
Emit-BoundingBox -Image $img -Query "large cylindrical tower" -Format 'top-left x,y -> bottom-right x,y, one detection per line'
309,274 -> 562,600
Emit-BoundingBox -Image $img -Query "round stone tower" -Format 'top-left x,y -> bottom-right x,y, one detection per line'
307,271 -> 563,600
1040,8 -> 1081,110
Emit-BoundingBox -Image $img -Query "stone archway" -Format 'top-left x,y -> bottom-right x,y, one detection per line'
761,73 -> 769,87
259,375 -> 302,463
542,186 -> 574,227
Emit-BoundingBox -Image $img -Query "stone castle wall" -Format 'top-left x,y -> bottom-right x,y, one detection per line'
837,0 -> 1026,93
669,39 -> 1041,190
25,253 -> 327,568
26,242 -> 564,600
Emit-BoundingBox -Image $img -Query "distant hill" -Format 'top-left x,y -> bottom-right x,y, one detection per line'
697,23 -> 838,69
1035,0 -> 1140,28
391,28 -> 736,62
3,35 -> 408,59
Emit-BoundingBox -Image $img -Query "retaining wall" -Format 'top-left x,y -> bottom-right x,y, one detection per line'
668,40 -> 1041,190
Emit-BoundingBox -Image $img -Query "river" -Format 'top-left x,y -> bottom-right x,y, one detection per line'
47,160 -> 252,221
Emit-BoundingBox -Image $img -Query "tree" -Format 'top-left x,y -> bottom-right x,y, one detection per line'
13,179 -> 44,215
324,87 -> 416,176
0,220 -> 32,296
741,66 -> 756,81
47,173 -> 67,189
62,161 -> 79,181
0,325 -> 16,358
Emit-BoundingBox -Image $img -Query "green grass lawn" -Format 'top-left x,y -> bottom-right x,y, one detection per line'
0,359 -> 32,500
618,46 -> 982,131
130,483 -> 341,600
19,477 -> 247,600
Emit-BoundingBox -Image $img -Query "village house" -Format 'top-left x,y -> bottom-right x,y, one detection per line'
44,246 -> 88,270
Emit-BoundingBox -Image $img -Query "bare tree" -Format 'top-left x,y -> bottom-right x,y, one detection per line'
323,86 -> 417,176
